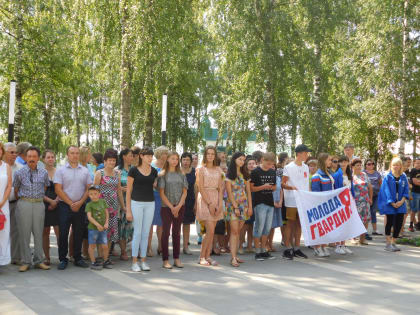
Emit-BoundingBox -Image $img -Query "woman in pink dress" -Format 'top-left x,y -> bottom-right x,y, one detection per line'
196,146 -> 224,266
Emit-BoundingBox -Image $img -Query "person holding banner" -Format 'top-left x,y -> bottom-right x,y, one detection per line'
311,153 -> 334,257
351,158 -> 373,245
282,145 -> 311,260
378,157 -> 410,252
333,155 -> 354,254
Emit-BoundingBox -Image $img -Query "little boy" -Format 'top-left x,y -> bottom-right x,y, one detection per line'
86,185 -> 112,270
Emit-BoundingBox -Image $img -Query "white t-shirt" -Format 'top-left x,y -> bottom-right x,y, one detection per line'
283,161 -> 310,207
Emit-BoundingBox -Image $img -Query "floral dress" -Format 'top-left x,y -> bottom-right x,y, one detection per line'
353,172 -> 371,224
99,169 -> 120,242
225,174 -> 250,221
119,167 -> 133,242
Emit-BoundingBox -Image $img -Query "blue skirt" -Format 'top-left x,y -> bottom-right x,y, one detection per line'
272,207 -> 283,229
152,191 -> 162,226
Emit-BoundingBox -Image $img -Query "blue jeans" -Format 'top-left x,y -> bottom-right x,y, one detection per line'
88,229 -> 108,245
253,203 -> 274,238
411,192 -> 420,212
131,201 -> 155,258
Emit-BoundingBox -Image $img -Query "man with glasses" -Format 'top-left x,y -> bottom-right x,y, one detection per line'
3,143 -> 22,265
14,146 -> 50,272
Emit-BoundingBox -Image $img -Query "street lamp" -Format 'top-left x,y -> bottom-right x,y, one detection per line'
161,93 -> 167,145
8,80 -> 16,142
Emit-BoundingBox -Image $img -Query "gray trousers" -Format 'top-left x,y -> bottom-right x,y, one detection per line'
16,200 -> 45,265
9,202 -> 21,263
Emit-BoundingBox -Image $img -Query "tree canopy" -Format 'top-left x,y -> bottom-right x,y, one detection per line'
1,0 -> 418,161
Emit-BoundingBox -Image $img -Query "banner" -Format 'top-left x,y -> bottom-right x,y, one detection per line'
294,187 -> 367,246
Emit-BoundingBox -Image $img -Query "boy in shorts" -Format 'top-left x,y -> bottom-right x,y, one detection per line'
282,144 -> 311,260
86,185 -> 112,270
250,152 -> 277,261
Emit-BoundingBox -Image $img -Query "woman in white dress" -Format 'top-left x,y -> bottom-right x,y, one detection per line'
0,142 -> 12,266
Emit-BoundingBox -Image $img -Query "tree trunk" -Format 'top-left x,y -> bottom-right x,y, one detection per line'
119,0 -> 131,150
99,96 -> 103,152
170,101 -> 177,150
398,0 -> 409,156
73,95 -> 81,147
14,1 -> 24,142
43,95 -> 50,149
313,43 -> 324,154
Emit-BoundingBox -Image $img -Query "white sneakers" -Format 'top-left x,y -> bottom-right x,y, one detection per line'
335,245 -> 346,255
343,246 -> 353,254
132,263 -> 141,272
314,247 -> 330,257
132,261 -> 151,272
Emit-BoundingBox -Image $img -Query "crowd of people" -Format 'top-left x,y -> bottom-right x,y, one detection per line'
0,141 -> 419,273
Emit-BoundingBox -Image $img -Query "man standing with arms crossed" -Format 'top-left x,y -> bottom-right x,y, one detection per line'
282,144 -> 311,260
54,146 -> 92,270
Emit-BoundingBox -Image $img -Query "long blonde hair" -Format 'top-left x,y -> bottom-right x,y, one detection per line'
390,157 -> 403,177
160,151 -> 182,177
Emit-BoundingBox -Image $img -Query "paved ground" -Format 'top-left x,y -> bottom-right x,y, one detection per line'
1,216 -> 420,315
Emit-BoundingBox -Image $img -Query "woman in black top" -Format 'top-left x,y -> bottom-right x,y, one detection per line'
42,150 -> 59,265
126,147 -> 158,272
181,152 -> 196,255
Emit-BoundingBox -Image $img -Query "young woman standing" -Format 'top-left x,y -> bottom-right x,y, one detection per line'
42,150 -> 59,265
158,152 -> 188,269
196,146 -> 224,266
333,155 -> 354,254
181,152 -> 196,255
225,152 -> 252,267
378,157 -> 410,251
147,146 -> 169,257
117,148 -> 134,260
126,147 -> 158,272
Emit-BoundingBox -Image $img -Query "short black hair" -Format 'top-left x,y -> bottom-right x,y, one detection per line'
104,148 -> 118,161
88,185 -> 100,192
66,145 -> 79,154
181,152 -> 193,162
92,152 -> 104,164
26,146 -> 41,157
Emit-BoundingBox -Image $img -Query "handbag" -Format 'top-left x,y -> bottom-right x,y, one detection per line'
0,209 -> 6,231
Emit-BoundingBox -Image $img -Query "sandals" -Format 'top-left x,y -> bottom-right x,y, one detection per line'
162,262 -> 173,269
198,258 -> 210,266
120,254 -> 129,261
44,258 -> 51,266
231,258 -> 240,267
147,249 -> 154,257
236,257 -> 244,263
206,258 -> 219,266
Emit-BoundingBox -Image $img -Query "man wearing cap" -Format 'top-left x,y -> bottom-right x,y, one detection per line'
54,145 -> 92,270
14,146 -> 50,272
3,143 -> 23,265
281,144 -> 312,260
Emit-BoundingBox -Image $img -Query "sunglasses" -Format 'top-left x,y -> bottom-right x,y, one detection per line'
332,160 -> 338,163
366,163 -> 375,166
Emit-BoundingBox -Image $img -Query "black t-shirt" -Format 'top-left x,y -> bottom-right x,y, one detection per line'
250,166 -> 276,207
393,176 -> 400,193
128,166 -> 158,202
410,168 -> 420,194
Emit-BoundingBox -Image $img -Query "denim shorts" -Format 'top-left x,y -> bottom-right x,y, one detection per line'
412,192 -> 420,212
253,203 -> 274,238
88,229 -> 108,245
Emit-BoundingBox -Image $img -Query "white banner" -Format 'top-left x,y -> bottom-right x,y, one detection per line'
294,187 -> 367,246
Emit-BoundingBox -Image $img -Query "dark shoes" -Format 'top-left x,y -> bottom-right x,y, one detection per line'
103,259 -> 113,269
282,249 -> 294,260
293,249 -> 308,259
58,260 -> 68,270
74,259 -> 89,268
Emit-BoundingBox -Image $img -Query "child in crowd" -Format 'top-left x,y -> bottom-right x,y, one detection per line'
86,185 -> 112,270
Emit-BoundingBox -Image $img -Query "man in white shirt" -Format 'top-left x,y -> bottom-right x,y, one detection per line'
281,144 -> 312,260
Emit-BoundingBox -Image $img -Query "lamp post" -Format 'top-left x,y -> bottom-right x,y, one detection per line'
161,93 -> 167,145
8,80 -> 16,142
